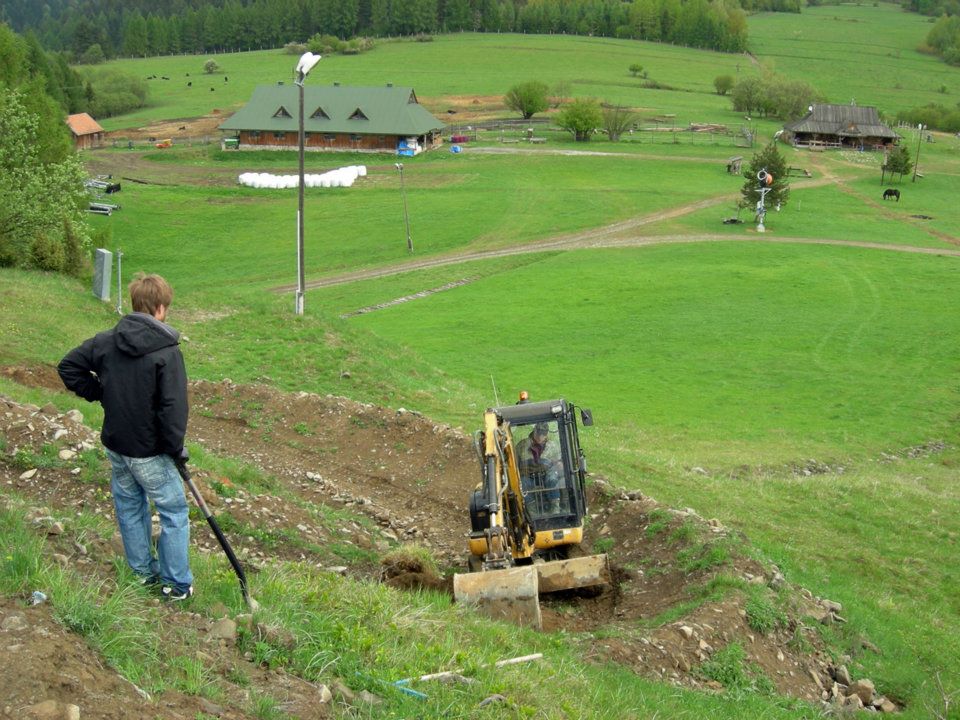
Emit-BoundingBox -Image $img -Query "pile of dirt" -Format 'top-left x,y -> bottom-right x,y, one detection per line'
107,113 -> 227,143
0,365 -> 899,714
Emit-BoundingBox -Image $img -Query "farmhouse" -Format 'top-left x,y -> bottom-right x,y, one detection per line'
782,103 -> 899,150
66,113 -> 105,150
219,83 -> 444,155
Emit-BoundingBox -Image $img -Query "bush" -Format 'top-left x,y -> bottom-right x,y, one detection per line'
29,231 -> 65,271
896,103 -> 960,133
203,59 -> 219,74
79,68 -> 148,118
714,74 -> 735,96
503,81 -> 550,120
79,43 -> 105,65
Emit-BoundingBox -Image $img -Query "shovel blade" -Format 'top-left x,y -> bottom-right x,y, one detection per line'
453,566 -> 541,629
536,554 -> 610,594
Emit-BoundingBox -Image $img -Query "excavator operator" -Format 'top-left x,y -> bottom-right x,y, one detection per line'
516,422 -> 563,513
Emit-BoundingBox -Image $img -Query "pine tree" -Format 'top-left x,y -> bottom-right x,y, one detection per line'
741,142 -> 790,213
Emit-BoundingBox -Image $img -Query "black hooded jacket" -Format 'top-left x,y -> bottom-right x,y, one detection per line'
58,313 -> 188,458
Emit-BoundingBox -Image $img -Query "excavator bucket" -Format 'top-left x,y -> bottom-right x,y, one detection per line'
536,554 -> 610,594
453,566 -> 542,629
453,555 -> 610,630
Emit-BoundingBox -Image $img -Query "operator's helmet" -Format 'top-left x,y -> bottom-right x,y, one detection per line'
534,422 -> 549,437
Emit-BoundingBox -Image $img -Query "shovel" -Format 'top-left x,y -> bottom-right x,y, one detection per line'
175,460 -> 259,611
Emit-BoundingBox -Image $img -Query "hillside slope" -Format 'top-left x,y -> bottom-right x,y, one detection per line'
0,366 -> 901,717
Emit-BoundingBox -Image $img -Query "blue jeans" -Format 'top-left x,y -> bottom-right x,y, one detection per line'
106,449 -> 193,592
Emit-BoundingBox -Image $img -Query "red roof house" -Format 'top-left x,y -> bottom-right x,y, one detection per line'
66,113 -> 105,150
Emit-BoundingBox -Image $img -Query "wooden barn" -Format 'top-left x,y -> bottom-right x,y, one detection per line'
66,113 -> 105,150
782,103 -> 899,150
219,83 -> 444,155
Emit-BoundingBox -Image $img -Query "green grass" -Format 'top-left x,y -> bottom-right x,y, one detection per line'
347,241 -> 960,465
749,3 -> 957,115
696,642 -> 777,696
2,13 -> 958,718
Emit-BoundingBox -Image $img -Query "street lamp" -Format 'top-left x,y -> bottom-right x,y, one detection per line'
912,122 -> 923,184
293,51 -> 321,316
395,162 -> 413,253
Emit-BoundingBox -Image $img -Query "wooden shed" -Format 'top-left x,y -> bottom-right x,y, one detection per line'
782,104 -> 899,151
219,83 -> 444,155
66,113 -> 105,150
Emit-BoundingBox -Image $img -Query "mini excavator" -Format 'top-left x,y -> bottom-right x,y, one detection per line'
453,394 -> 610,628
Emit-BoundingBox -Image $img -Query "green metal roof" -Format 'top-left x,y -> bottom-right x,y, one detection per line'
219,84 -> 445,136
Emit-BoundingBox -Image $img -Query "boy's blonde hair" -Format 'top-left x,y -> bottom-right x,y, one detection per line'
129,273 -> 173,315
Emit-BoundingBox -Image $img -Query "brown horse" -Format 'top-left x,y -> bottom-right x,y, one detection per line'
883,188 -> 901,202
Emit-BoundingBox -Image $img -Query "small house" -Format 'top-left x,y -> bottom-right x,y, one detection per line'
219,83 -> 444,154
66,113 -> 105,150
783,104 -> 898,150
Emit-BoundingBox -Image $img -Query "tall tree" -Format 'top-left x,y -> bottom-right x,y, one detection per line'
741,142 -> 789,213
122,10 -> 148,57
0,88 -> 90,272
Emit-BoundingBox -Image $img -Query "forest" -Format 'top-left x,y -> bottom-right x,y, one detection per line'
0,0 -> 801,59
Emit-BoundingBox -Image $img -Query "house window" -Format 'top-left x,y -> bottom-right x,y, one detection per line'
250,131 -> 261,139
324,134 -> 336,142
350,134 -> 363,142
311,107 -> 329,120
273,132 -> 286,141
349,108 -> 368,121
273,106 -> 291,118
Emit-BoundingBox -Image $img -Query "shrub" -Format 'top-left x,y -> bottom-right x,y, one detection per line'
504,81 -> 550,120
29,231 -> 65,271
714,74 -> 735,96
556,97 -> 603,141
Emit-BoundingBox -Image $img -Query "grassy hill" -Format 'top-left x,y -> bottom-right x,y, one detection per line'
3,6 -> 960,718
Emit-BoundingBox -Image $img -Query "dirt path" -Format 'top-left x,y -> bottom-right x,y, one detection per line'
272,187 -> 959,294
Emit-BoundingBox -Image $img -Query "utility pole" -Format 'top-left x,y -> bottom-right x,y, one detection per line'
293,52 -> 321,315
115,249 -> 123,314
395,163 -> 413,253
912,123 -> 923,183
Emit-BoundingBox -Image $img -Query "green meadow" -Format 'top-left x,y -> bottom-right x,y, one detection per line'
4,6 -> 960,717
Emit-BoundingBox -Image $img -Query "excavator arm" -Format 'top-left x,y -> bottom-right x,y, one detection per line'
475,410 -> 535,569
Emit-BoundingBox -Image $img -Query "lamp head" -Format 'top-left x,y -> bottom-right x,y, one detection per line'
295,52 -> 321,84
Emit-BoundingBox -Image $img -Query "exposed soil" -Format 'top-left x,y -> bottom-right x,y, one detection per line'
0,364 -> 899,717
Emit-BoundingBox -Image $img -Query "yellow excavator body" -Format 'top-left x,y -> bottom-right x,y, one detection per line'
453,399 -> 610,629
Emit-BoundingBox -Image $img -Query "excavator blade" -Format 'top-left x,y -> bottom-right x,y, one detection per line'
453,566 -> 542,629
536,554 -> 611,594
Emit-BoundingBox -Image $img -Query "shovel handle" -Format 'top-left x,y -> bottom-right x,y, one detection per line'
175,460 -> 253,609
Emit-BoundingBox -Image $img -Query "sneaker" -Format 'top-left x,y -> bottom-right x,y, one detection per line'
161,585 -> 194,602
138,574 -> 162,589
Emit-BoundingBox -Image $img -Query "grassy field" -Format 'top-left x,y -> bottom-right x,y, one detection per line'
88,2 -> 953,133
748,3 -> 955,115
4,7 -> 960,718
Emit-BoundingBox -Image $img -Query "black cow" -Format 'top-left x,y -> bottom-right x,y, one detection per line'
883,188 -> 901,202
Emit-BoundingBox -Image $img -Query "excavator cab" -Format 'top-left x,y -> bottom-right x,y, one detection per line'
457,396 -> 608,628
469,399 -> 593,552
